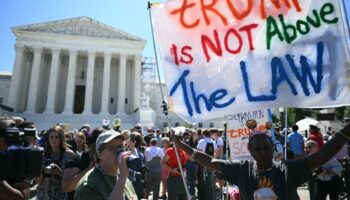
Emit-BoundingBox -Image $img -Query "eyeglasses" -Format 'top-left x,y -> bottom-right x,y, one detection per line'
305,146 -> 312,149
104,145 -> 123,152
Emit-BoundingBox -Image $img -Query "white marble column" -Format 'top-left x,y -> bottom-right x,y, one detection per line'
26,47 -> 43,113
20,56 -> 32,112
44,48 -> 61,114
117,54 -> 127,114
100,52 -> 112,114
63,50 -> 78,114
82,51 -> 95,114
133,55 -> 142,110
8,44 -> 25,111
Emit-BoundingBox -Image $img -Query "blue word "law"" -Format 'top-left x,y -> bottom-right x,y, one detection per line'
241,41 -> 324,101
169,42 -> 324,117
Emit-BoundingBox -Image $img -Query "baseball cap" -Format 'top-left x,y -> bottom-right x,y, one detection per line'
135,123 -> 142,130
96,129 -> 129,151
210,128 -> 218,133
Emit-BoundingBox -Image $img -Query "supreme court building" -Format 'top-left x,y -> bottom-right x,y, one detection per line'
9,16 -> 145,115
2,17 -> 225,130
7,16 -> 147,129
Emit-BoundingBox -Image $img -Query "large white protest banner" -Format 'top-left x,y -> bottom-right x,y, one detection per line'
226,109 -> 272,160
151,0 -> 350,123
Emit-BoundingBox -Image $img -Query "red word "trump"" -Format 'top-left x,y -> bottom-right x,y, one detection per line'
171,0 -> 302,29
228,125 -> 267,139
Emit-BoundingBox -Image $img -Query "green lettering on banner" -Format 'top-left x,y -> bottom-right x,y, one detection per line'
266,2 -> 338,50
320,3 -> 338,24
266,16 -> 284,50
296,20 -> 310,35
306,10 -> 321,28
280,14 -> 297,44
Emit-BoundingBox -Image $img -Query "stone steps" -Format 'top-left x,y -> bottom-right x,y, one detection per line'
16,113 -> 137,131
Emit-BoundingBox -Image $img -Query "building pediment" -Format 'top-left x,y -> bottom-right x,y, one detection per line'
12,16 -> 144,42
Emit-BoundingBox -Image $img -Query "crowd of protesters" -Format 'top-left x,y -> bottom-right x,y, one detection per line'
0,114 -> 350,200
269,124 -> 350,200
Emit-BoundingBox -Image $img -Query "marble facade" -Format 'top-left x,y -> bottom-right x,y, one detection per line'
8,17 -> 145,116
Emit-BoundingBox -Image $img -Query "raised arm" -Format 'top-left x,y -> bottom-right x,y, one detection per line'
173,135 -> 221,171
62,165 -> 93,192
0,180 -> 29,200
305,123 -> 350,171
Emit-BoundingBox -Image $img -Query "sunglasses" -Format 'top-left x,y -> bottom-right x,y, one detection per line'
305,146 -> 312,149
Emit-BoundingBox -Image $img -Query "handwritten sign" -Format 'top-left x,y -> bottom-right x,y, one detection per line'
226,109 -> 272,160
151,0 -> 350,123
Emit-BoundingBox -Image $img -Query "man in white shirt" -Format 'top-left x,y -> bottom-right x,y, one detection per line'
210,128 -> 223,159
102,116 -> 110,129
197,130 -> 218,157
145,138 -> 164,200
196,129 -> 218,200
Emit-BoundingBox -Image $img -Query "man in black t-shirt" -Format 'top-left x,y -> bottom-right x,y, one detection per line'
174,122 -> 350,200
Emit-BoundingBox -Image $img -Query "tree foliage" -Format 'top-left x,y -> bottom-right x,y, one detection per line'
335,106 -> 350,121
278,108 -> 318,127
287,108 -> 316,125
271,114 -> 279,124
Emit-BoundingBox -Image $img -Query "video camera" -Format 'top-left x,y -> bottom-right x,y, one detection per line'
0,127 -> 43,180
1,126 -> 37,146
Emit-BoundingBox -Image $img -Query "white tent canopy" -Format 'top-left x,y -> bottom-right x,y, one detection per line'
172,126 -> 187,135
296,118 -> 321,132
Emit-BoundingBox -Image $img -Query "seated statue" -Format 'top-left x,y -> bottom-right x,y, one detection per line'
140,93 -> 150,108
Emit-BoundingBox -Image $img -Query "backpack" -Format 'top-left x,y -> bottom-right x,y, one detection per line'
145,156 -> 162,173
205,142 -> 214,156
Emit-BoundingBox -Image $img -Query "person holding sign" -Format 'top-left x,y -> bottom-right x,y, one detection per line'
173,120 -> 350,200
